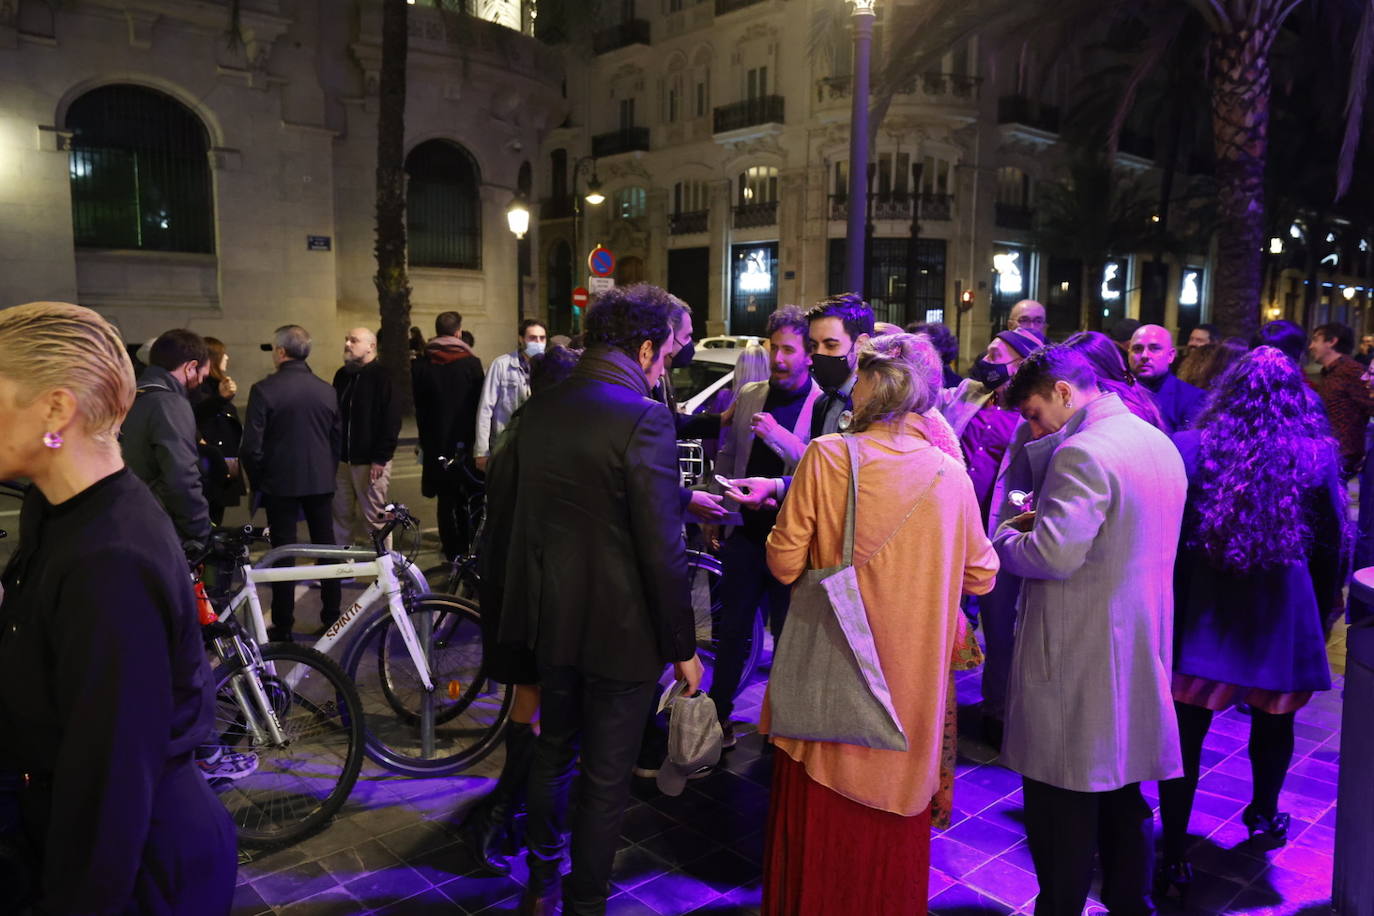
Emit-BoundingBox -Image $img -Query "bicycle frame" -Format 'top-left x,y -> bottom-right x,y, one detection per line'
221,545 -> 436,693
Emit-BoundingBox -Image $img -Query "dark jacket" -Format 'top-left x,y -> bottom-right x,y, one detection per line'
119,365 -> 211,544
191,378 -> 244,510
412,336 -> 485,497
0,470 -> 235,914
1171,430 -> 1343,693
500,348 -> 696,682
332,360 -> 402,466
1311,354 -> 1374,477
1142,371 -> 1206,434
240,360 -> 340,497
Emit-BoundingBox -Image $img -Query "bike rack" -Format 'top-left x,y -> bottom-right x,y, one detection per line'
253,544 -> 430,594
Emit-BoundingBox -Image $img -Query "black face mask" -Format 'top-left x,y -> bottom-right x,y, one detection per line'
671,340 -> 696,370
968,358 -> 1012,391
811,349 -> 853,392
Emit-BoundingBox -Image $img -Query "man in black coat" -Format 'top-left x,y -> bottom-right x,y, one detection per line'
240,324 -> 342,640
119,328 -> 213,550
502,284 -> 703,915
331,327 -> 402,547
412,310 -> 485,559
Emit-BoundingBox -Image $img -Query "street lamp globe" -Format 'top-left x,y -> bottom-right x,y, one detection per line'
584,177 -> 606,206
506,195 -> 530,239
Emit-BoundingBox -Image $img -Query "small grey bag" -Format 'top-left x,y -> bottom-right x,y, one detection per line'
768,435 -> 920,751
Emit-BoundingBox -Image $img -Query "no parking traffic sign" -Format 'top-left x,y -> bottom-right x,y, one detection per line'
588,246 -> 615,278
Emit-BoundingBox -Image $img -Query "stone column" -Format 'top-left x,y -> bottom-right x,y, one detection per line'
708,178 -> 733,335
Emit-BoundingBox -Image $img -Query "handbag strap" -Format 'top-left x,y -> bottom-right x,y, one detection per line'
841,434 -> 860,566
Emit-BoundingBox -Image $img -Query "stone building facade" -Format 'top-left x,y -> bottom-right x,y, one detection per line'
0,0 -> 564,382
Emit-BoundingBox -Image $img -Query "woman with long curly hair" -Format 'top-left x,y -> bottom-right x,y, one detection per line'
1155,346 -> 1346,902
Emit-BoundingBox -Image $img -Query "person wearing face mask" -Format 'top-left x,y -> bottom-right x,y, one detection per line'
499,284 -> 703,915
119,328 -> 213,553
994,345 -> 1186,916
474,317 -> 546,471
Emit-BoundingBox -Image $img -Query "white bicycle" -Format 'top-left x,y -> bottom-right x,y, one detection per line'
205,504 -> 512,778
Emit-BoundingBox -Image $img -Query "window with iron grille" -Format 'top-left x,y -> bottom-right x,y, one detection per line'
65,85 -> 214,253
406,140 -> 482,270
614,186 -> 647,219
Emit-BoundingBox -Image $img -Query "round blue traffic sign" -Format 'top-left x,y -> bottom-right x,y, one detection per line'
588,246 -> 616,278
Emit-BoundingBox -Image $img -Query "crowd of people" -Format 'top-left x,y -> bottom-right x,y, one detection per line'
0,287 -> 1361,916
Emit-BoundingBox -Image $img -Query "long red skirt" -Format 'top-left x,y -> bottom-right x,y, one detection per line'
762,751 -> 932,916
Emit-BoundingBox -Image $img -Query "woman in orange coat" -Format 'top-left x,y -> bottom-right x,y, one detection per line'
762,340 -> 999,916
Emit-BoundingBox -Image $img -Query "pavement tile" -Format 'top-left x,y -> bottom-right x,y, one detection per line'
929,835 -> 993,880
344,864 -> 434,907
629,870 -> 723,914
250,859 -> 340,908
1281,771 -> 1338,802
229,882 -> 270,916
943,816 -> 1023,858
1189,839 -> 1272,884
621,803 -> 679,844
376,819 -> 453,858
929,882 -> 1018,915
437,871 -> 525,913
369,882 -> 472,914
1196,770 -> 1254,801
962,857 -> 1039,910
276,884 -> 363,915
1173,870 -> 1246,915
613,843 -> 674,892
959,764 -> 1023,798
1289,756 -> 1340,784
683,847 -> 759,892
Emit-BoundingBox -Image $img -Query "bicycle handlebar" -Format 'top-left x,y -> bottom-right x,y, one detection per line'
370,503 -> 419,555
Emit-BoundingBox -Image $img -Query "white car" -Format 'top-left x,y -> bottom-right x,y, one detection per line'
674,347 -> 744,416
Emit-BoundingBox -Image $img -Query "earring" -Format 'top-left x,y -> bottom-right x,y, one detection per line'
42,431 -> 63,449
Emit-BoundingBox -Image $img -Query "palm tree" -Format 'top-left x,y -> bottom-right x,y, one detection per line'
1034,150 -> 1159,331
375,0 -> 412,414
834,0 -> 1374,340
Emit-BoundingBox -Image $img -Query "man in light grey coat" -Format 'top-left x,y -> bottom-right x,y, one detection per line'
994,345 -> 1186,916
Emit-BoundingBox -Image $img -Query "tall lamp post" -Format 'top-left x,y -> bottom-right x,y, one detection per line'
571,156 -> 605,332
506,193 -> 530,318
844,0 -> 877,294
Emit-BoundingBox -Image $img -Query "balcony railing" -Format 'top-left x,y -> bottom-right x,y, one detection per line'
713,95 -> 785,133
995,202 -> 1034,230
591,127 -> 651,157
997,95 -> 1060,133
669,209 -> 709,235
540,195 -> 575,220
828,193 -> 954,222
733,201 -> 778,229
592,19 -> 650,55
715,0 -> 766,15
816,72 -> 981,105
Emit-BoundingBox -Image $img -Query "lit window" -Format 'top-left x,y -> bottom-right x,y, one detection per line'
993,251 -> 1023,294
1180,270 -> 1200,306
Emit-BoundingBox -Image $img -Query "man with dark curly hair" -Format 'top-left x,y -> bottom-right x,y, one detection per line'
501,284 -> 703,915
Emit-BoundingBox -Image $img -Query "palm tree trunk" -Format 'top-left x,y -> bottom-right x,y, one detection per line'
374,0 -> 414,415
1208,20 -> 1278,341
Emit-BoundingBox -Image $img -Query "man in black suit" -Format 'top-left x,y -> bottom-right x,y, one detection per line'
240,324 -> 342,641
412,310 -> 485,560
502,284 -> 702,915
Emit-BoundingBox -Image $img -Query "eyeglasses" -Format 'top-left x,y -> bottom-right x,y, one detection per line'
1015,316 -> 1046,327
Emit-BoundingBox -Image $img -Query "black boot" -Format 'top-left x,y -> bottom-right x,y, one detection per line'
457,722 -> 537,876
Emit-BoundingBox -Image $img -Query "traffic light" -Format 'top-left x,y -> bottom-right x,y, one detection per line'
959,288 -> 975,313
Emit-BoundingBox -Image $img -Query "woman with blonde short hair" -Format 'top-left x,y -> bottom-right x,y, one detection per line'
0,302 -> 236,914
762,340 -> 999,915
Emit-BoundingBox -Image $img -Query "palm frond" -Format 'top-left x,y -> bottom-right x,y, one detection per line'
1336,0 -> 1374,200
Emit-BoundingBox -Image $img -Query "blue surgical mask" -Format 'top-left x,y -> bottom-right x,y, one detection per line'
525,341 -> 545,358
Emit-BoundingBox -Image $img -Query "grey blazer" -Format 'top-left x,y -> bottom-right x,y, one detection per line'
714,379 -> 822,484
993,393 -> 1187,792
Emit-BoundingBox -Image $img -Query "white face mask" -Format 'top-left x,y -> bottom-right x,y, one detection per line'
524,341 -> 545,358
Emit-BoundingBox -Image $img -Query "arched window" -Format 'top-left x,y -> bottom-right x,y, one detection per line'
737,165 -> 778,206
406,140 -> 482,269
614,186 -> 646,220
65,85 -> 214,253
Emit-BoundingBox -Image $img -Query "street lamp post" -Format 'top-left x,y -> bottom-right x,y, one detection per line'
506,193 -> 530,318
845,0 -> 877,294
571,156 -> 604,331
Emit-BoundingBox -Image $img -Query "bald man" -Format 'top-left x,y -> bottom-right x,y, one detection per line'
1008,299 -> 1047,335
332,327 -> 402,557
1128,323 -> 1205,434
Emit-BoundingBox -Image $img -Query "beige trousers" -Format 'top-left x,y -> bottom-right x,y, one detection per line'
332,460 -> 392,548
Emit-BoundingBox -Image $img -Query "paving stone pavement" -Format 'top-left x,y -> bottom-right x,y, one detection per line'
233,603 -> 1347,915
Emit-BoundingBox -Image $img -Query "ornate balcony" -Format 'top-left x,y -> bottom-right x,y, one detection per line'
713,95 -> 784,134
669,209 -> 709,235
815,73 -> 981,108
733,201 -> 778,229
592,19 -> 650,55
591,127 -> 650,157
828,193 -> 955,222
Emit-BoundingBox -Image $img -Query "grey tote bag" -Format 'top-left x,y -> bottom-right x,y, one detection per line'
768,435 -> 913,751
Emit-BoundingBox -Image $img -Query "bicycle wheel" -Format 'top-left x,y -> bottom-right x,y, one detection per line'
681,550 -> 765,697
341,594 -> 512,777
205,643 -> 364,849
